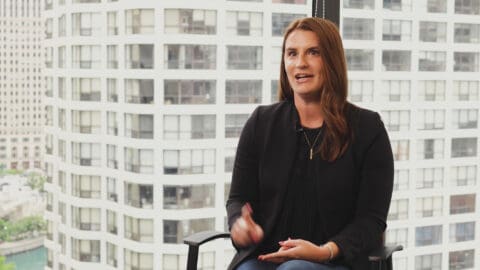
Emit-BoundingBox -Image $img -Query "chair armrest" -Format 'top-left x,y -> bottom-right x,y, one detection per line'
368,244 -> 403,262
184,230 -> 231,247
184,231 -> 231,270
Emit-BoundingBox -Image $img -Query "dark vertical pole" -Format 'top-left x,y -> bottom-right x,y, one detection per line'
312,0 -> 340,27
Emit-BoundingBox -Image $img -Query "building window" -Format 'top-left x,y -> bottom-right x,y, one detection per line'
455,0 -> 480,15
382,50 -> 411,71
45,47 -> 53,68
382,19 -> 411,41
164,80 -> 216,105
164,9 -> 216,34
125,44 -> 154,69
272,13 -> 305,36
124,216 -> 154,243
449,250 -> 474,270
417,110 -> 444,130
453,81 -> 479,101
45,18 -> 52,38
382,80 -> 410,102
58,15 -> 66,37
271,80 -> 279,103
343,18 -> 374,40
58,78 -> 66,99
345,49 -> 374,71
454,23 -> 480,43
391,139 -> 409,161
72,78 -> 101,101
416,196 -> 442,218
225,147 -> 236,172
450,194 -> 476,214
71,110 -> 101,134
226,11 -> 262,36
427,0 -> 447,12
452,109 -> 478,129
450,165 -> 477,187
451,137 -> 477,157
107,11 -> 118,35
387,199 -> 408,220
107,144 -> 117,169
418,80 -> 445,101
225,80 -> 262,103
225,114 -> 249,138
163,252 -> 214,270
163,149 -> 215,174
415,225 -> 442,246
419,21 -> 446,42
383,0 -> 411,11
416,167 -> 443,189
417,139 -> 444,159
393,169 -> 409,191
163,218 -> 215,243
344,0 -> 375,9
454,52 -> 479,72
227,46 -> 262,70
165,44 -> 216,69
72,207 -> 100,231
381,110 -> 410,131
107,45 -> 118,69
125,79 -> 154,104
107,78 -> 118,102
72,45 -> 101,69
72,12 -> 101,36
107,177 -> 118,202
348,80 -> 374,102
124,249 -> 153,270
125,114 -> 154,139
418,51 -> 446,71
107,111 -> 118,136
125,9 -> 154,34
125,182 -> 153,209
124,148 -> 154,174
163,115 -> 215,139
163,184 -> 215,209
415,253 -> 442,270
71,174 -> 101,199
106,242 -> 118,267
71,238 -> 100,263
450,222 -> 475,242
71,143 -> 101,167
58,46 -> 66,68
386,228 -> 408,248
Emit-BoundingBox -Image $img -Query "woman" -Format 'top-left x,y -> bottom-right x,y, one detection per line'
226,17 -> 394,270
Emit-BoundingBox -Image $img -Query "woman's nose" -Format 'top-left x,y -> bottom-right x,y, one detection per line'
295,54 -> 308,68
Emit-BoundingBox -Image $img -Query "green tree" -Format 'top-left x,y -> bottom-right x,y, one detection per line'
0,256 -> 15,270
26,172 -> 46,192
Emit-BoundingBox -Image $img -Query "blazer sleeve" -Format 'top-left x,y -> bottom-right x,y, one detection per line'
226,107 -> 260,230
330,112 -> 394,262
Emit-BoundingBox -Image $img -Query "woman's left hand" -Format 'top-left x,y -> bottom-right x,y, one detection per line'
258,239 -> 326,263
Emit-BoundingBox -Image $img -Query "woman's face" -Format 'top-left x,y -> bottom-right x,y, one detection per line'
284,30 -> 324,100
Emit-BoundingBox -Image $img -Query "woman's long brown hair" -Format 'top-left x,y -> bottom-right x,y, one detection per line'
279,17 -> 351,162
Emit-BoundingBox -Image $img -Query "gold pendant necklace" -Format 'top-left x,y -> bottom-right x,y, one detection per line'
302,128 -> 322,160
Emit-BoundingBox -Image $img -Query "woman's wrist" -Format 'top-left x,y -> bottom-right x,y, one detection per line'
320,241 -> 339,261
322,243 -> 334,260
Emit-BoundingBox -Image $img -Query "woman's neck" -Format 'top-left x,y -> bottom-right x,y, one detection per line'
294,97 -> 324,128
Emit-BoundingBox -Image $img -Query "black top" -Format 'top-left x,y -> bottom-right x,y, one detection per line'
256,126 -> 325,255
226,100 -> 394,270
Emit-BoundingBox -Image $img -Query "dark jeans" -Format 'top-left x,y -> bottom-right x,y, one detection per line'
237,259 -> 350,270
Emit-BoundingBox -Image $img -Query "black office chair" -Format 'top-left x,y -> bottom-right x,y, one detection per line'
184,231 -> 403,270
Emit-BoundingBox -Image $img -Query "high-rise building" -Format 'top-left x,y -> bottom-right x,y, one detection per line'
342,1 -> 479,269
0,0 -> 43,171
43,0 -> 479,270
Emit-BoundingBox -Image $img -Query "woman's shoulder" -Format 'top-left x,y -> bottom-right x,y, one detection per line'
346,103 -> 386,138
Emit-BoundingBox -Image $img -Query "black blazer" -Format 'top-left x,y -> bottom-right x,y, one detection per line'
226,100 -> 394,270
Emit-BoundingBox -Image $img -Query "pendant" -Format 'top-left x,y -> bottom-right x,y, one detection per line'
309,148 -> 313,160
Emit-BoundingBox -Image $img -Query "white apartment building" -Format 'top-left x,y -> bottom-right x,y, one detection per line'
0,0 -> 43,171
43,0 -> 479,270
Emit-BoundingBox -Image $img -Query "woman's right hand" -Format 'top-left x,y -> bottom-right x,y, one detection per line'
231,203 -> 264,247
